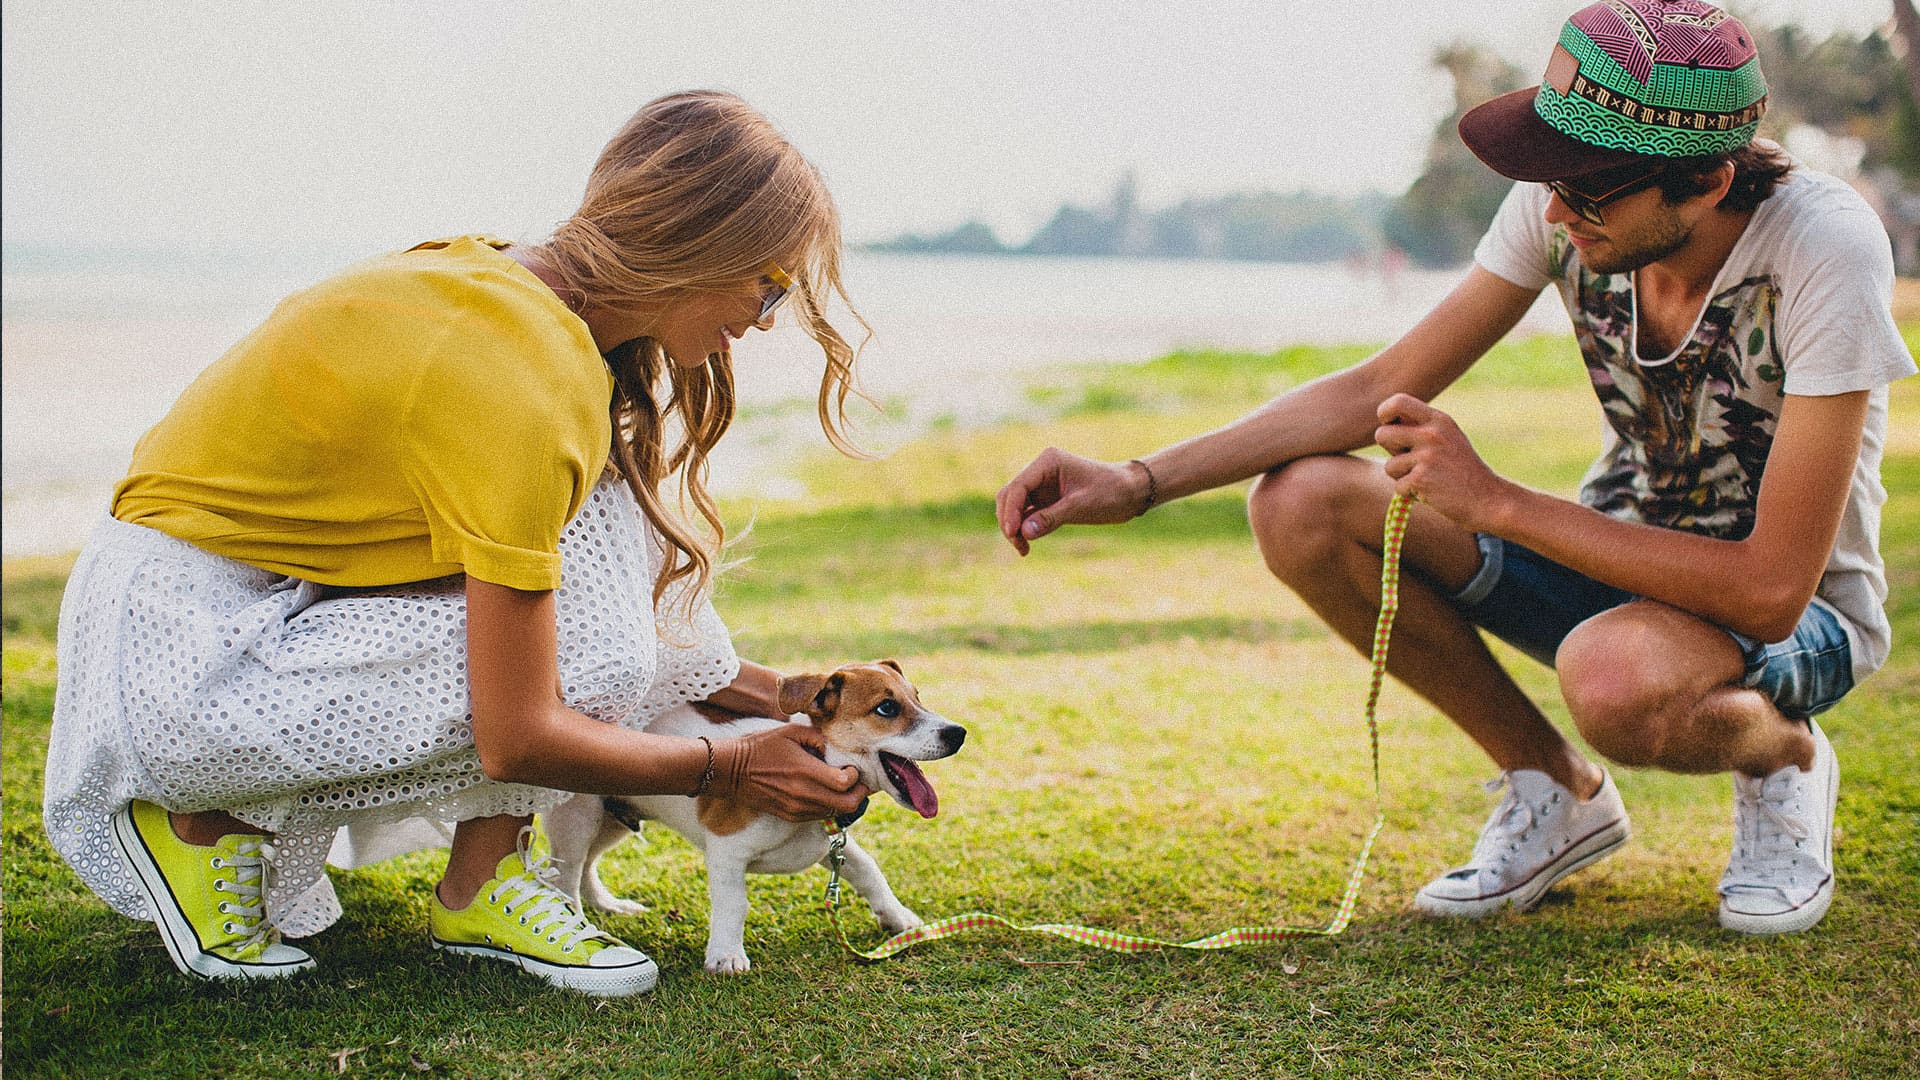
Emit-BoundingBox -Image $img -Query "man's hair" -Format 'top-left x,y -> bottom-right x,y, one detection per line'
1657,141 -> 1795,213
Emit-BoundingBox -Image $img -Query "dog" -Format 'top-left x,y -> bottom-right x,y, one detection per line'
545,660 -> 966,974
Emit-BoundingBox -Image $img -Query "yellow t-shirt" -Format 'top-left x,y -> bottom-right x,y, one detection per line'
113,236 -> 613,591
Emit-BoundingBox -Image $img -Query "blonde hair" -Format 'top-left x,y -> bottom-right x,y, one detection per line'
535,90 -> 869,609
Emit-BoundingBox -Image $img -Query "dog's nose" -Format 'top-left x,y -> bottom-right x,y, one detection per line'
939,725 -> 967,753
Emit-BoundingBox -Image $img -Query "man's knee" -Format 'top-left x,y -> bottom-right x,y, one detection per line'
1247,455 -> 1371,575
1557,604 -> 1730,766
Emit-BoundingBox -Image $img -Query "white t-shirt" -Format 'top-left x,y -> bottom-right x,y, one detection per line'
1473,166 -> 1915,682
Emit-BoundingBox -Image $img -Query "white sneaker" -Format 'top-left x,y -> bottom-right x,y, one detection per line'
1415,769 -> 1630,918
1719,719 -> 1838,935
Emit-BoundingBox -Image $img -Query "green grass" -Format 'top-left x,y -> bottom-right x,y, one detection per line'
5,336 -> 1918,1078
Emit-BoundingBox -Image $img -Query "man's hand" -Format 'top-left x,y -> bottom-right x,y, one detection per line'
995,448 -> 1148,555
1374,394 -> 1516,532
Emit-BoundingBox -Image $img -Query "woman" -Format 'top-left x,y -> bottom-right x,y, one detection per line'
44,91 -> 871,997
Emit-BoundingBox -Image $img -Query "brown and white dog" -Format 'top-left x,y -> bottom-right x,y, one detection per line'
544,660 -> 965,974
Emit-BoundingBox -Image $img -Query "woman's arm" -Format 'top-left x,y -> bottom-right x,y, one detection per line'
703,659 -> 785,718
464,580 -> 866,820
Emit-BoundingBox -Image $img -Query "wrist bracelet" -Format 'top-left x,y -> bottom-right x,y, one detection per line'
690,735 -> 717,797
1128,458 -> 1159,518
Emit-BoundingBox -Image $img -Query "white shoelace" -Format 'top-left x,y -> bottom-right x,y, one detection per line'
489,832 -> 605,953
1726,772 -> 1814,895
211,838 -> 279,950
1467,773 -> 1537,873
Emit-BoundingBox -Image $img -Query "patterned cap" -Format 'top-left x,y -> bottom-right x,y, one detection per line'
1459,0 -> 1768,182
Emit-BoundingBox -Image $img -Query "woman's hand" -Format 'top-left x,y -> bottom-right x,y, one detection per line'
711,724 -> 869,822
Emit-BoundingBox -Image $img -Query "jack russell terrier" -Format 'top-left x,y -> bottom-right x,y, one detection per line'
544,660 -> 965,974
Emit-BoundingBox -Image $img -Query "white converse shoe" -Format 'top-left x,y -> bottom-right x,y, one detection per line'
1415,769 -> 1630,918
1719,719 -> 1838,935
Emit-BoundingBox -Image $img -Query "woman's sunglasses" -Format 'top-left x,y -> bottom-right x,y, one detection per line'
1546,168 -> 1668,226
756,263 -> 795,329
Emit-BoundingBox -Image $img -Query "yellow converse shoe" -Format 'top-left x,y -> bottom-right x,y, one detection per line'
110,800 -> 315,980
430,827 -> 657,997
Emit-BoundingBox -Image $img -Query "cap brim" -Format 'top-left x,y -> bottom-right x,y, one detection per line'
1458,86 -> 1660,183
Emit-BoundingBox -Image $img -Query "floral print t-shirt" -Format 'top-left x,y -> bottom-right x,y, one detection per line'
1472,164 -> 1913,681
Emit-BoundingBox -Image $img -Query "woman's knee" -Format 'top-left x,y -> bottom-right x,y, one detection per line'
1247,455 -> 1373,574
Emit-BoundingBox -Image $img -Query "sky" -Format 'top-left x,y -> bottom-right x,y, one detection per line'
2,1 -> 1897,259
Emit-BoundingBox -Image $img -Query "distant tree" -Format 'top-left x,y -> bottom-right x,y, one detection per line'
1754,20 -> 1919,181
1893,0 -> 1920,116
1021,201 -> 1119,256
1753,10 -> 1920,271
1381,44 -> 1526,268
868,219 -> 1009,254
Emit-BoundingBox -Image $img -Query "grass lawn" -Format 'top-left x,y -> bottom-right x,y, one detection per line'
4,332 -> 1916,1078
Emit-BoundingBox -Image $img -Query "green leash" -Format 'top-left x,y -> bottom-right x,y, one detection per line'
822,493 -> 1415,959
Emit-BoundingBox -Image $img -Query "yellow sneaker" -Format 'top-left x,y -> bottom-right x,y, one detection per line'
430,826 -> 657,997
110,800 -> 315,980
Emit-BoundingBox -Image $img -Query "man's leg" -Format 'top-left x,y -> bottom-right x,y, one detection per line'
1557,600 -> 1838,935
1248,455 -> 1602,797
1555,600 -> 1813,776
1249,454 -> 1630,917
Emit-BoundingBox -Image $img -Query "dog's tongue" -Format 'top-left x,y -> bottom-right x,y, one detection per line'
882,753 -> 939,818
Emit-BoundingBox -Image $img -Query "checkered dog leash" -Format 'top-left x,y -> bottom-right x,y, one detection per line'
822,494 -> 1414,959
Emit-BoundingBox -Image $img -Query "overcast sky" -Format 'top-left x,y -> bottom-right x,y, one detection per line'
2,1 -> 1895,258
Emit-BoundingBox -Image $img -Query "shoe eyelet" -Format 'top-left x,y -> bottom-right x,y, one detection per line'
223,921 -> 236,933
210,857 -> 224,868
547,935 -> 557,943
213,880 -> 227,892
519,917 -> 528,925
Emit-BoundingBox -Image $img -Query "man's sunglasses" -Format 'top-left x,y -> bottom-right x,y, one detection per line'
1546,168 -> 1668,226
756,263 -> 795,329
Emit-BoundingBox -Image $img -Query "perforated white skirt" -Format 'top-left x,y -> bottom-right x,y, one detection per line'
44,475 -> 739,937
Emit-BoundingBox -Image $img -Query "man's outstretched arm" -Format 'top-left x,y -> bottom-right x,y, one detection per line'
995,266 -> 1540,554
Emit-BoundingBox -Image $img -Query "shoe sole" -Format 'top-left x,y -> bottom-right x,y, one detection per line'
1415,817 -> 1631,918
432,938 -> 659,997
110,806 -> 315,981
1720,729 -> 1839,936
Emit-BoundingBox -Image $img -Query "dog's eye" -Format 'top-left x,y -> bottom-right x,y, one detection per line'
874,699 -> 900,718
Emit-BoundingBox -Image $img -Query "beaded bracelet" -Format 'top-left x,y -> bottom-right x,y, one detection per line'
690,735 -> 717,797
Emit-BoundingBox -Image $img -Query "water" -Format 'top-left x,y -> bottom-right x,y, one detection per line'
1,249 -> 1563,556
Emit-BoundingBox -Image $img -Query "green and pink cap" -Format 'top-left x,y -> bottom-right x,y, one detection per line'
1460,0 -> 1768,182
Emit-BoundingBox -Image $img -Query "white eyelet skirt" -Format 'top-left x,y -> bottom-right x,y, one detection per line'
43,476 -> 739,938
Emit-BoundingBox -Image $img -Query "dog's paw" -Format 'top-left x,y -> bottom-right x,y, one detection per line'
704,951 -> 752,975
876,906 -> 924,935
586,895 -> 650,917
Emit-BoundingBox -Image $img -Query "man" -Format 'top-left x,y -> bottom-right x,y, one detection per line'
995,0 -> 1912,934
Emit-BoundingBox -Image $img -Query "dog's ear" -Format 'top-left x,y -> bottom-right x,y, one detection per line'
874,658 -> 904,675
777,673 -> 829,717
813,672 -> 846,716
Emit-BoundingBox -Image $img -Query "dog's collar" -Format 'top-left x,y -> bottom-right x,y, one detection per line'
830,795 -> 871,832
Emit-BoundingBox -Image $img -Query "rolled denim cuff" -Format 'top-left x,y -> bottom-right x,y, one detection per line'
1726,627 -> 1770,688
1452,533 -> 1505,608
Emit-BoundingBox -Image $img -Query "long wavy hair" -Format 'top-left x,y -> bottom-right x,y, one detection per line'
534,91 -> 869,610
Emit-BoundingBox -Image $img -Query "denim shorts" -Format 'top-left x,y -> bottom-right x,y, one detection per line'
1450,534 -> 1854,720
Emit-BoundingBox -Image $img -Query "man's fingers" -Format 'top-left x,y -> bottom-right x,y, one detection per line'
1375,423 -> 1414,454
998,454 -> 1060,527
1021,507 -> 1060,541
1376,392 -> 1432,425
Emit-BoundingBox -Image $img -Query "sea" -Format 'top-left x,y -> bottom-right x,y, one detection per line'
1,249 -> 1565,557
